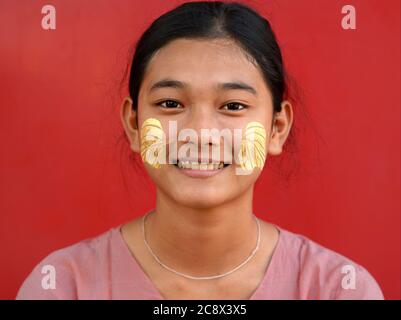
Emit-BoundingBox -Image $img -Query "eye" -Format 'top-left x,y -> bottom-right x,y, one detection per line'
155,100 -> 183,109
221,102 -> 247,111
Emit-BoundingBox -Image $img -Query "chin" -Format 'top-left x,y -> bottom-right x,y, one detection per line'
168,187 -> 232,209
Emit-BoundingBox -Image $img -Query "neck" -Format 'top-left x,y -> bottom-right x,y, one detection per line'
145,187 -> 258,276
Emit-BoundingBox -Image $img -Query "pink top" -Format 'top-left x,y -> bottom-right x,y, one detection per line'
16,223 -> 384,300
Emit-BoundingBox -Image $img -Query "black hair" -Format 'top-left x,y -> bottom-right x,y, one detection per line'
128,0 -> 287,115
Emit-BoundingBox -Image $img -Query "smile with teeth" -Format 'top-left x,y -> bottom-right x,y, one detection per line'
174,161 -> 228,170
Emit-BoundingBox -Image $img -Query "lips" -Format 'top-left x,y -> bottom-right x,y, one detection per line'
175,161 -> 227,170
172,159 -> 231,178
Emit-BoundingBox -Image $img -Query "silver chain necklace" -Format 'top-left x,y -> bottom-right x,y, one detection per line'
142,211 -> 261,280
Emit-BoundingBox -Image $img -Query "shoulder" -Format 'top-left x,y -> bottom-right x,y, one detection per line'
276,226 -> 384,300
16,226 -> 119,300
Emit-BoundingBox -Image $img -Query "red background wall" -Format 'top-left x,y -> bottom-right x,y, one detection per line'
0,0 -> 399,299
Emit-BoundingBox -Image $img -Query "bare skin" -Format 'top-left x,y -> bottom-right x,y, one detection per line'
120,38 -> 293,299
121,211 -> 279,299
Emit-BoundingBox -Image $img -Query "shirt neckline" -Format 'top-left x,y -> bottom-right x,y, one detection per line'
114,219 -> 284,300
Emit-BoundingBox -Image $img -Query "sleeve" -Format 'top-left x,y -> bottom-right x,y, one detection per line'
297,236 -> 385,300
329,264 -> 384,300
16,250 -> 78,300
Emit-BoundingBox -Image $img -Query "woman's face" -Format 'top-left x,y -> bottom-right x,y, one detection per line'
122,38 -> 291,209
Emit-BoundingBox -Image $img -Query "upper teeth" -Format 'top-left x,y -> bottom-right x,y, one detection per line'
177,161 -> 224,170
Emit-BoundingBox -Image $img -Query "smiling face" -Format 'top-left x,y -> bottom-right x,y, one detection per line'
121,38 -> 292,209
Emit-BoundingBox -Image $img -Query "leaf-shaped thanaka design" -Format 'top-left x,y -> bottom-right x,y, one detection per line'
238,121 -> 267,172
140,118 -> 166,169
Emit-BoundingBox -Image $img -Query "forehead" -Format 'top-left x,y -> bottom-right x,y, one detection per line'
141,38 -> 267,93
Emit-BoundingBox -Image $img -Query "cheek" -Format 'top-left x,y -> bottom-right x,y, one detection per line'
231,166 -> 262,191
137,115 -> 267,205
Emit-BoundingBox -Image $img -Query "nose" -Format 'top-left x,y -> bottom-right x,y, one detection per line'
186,104 -> 216,133
179,104 -> 222,159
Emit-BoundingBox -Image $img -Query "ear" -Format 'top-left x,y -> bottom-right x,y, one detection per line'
120,96 -> 140,153
268,100 -> 293,156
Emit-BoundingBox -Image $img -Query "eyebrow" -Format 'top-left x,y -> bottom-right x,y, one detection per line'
149,78 -> 258,96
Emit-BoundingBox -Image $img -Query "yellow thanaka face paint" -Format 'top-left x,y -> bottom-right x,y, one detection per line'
140,118 -> 166,169
238,121 -> 267,172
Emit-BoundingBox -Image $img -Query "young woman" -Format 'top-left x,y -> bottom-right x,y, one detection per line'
17,1 -> 383,300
